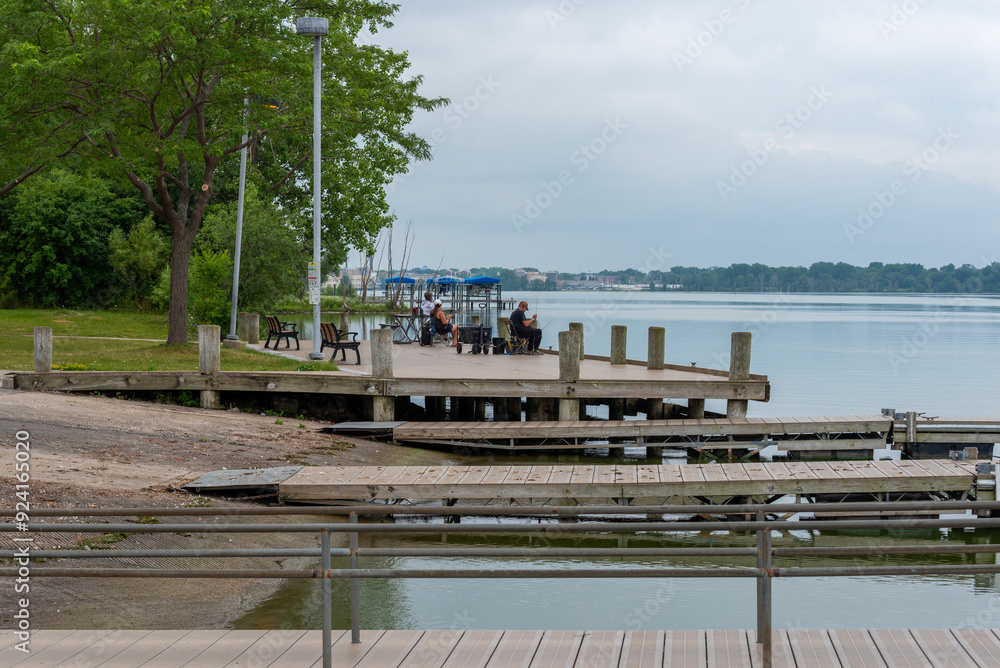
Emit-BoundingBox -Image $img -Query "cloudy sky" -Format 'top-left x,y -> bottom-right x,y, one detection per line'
365,1 -> 1000,273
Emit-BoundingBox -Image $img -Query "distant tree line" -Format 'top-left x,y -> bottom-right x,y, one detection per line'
468,262 -> 1000,293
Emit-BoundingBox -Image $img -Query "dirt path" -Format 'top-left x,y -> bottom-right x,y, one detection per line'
0,388 -> 448,629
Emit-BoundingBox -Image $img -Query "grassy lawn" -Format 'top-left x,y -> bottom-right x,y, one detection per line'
0,308 -> 170,339
0,309 -> 339,372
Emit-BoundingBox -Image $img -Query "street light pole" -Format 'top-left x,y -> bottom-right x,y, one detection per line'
297,16 -> 329,361
226,100 -> 249,341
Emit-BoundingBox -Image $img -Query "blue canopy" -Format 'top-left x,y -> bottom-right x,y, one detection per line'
428,276 -> 463,284
384,276 -> 416,284
465,276 -> 500,284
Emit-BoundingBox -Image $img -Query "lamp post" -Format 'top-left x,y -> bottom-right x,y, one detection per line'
297,16 -> 328,360
226,100 -> 249,341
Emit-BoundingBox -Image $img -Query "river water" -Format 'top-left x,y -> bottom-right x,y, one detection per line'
246,293 -> 1000,631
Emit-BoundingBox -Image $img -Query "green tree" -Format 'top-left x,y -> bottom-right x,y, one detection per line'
0,169 -> 146,306
108,216 -> 170,308
196,183 -> 306,313
1,0 -> 446,342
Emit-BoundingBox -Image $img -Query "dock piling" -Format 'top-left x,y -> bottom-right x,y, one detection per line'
688,399 -> 706,419
33,326 -> 52,373
371,328 -> 394,421
727,332 -> 752,419
559,330 -> 582,421
648,326 -> 665,371
569,322 -> 584,359
237,312 -> 259,344
611,325 -> 627,365
198,324 -> 221,409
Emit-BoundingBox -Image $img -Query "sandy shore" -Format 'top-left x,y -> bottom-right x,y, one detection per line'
0,388 -> 450,629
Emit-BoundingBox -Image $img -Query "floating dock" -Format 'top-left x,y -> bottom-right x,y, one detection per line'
267,460 -> 988,506
5,628 -> 1000,667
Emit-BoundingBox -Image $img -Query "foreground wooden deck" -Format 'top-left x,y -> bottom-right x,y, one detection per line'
6,628 -> 1000,667
274,460 -> 983,504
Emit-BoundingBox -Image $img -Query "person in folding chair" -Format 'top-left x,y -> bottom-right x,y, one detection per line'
510,300 -> 543,354
430,299 -> 459,347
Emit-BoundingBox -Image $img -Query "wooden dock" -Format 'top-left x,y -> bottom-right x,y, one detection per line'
275,460 -> 985,505
6,628 -> 1000,667
389,415 -> 894,453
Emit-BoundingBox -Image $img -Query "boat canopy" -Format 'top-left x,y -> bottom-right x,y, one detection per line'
465,276 -> 501,284
384,276 -> 416,284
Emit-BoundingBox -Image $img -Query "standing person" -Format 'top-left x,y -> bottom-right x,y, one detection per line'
510,300 -> 543,354
430,299 -> 459,347
420,291 -> 434,316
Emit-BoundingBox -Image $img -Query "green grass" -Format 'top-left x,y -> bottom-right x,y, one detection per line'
0,308 -> 169,339
0,308 -> 338,372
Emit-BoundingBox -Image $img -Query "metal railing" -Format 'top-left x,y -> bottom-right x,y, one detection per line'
5,500 -> 1000,668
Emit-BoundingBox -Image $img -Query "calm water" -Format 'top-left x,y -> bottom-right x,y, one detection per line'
249,293 -> 1000,630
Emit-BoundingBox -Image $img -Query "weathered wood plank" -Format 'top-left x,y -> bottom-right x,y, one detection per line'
440,630 -> 504,668
869,628 -> 932,667
484,630 -> 544,668
664,630 -> 705,668
576,629 -> 625,667
619,630 -> 665,668
354,629 -> 424,667
786,629 -> 842,668
93,630 -> 191,668
908,628 -> 975,668
221,629 -> 309,668
706,629 -> 751,667
529,630 -> 585,667
266,630 -> 332,668
827,629 -> 887,667
398,629 -> 465,668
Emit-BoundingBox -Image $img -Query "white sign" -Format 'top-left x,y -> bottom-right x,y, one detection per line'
307,262 -> 319,289
308,287 -> 320,305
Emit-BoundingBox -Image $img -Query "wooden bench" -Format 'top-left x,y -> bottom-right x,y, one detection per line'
263,315 -> 299,350
320,322 -> 361,365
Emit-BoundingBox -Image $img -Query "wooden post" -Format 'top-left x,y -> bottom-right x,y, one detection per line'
475,398 -> 487,421
33,326 -> 52,373
559,330 -> 581,421
471,314 -> 481,326
237,312 -> 260,344
526,397 -> 540,421
339,312 -> 350,334
610,325 -> 627,365
538,397 -> 557,421
727,332 -> 752,418
492,397 -> 508,421
198,324 -> 221,409
496,317 -> 509,339
426,397 -> 444,420
609,399 -> 625,421
647,399 -> 664,420
459,397 -> 476,421
688,399 -> 705,419
507,397 -> 522,422
569,322 -> 584,360
371,328 -> 394,421
648,327 -> 665,370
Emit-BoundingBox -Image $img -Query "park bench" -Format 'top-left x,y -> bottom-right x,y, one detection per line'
320,322 -> 361,365
263,315 -> 299,350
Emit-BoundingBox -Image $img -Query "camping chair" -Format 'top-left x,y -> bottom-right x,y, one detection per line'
264,315 -> 299,350
320,322 -> 361,365
503,319 -> 531,355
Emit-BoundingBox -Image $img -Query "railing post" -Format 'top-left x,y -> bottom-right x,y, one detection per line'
350,511 -> 361,644
322,529 -> 332,668
34,326 -> 52,372
727,332 -> 752,418
756,511 -> 773,667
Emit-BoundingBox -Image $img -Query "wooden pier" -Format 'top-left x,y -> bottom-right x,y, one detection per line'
387,415 -> 894,454
6,628 -> 1000,667
269,460 -> 988,505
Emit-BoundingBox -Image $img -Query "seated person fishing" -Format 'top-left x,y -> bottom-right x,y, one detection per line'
430,299 -> 459,347
510,300 -> 543,354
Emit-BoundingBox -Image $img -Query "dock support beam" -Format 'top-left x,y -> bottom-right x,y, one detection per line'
727,332 -> 752,419
611,325 -> 627,365
34,326 -> 52,373
371,328 -> 394,421
559,330 -> 581,421
198,325 -> 221,409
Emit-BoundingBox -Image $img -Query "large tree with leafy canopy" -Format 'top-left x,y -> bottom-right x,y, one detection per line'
0,0 -> 445,342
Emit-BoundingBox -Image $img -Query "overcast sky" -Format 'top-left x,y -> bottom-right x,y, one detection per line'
364,1 -> 1000,273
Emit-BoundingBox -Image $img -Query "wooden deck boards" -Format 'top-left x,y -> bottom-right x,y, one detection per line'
6,629 -> 1000,667
391,416 -> 893,443
278,460 -> 978,503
